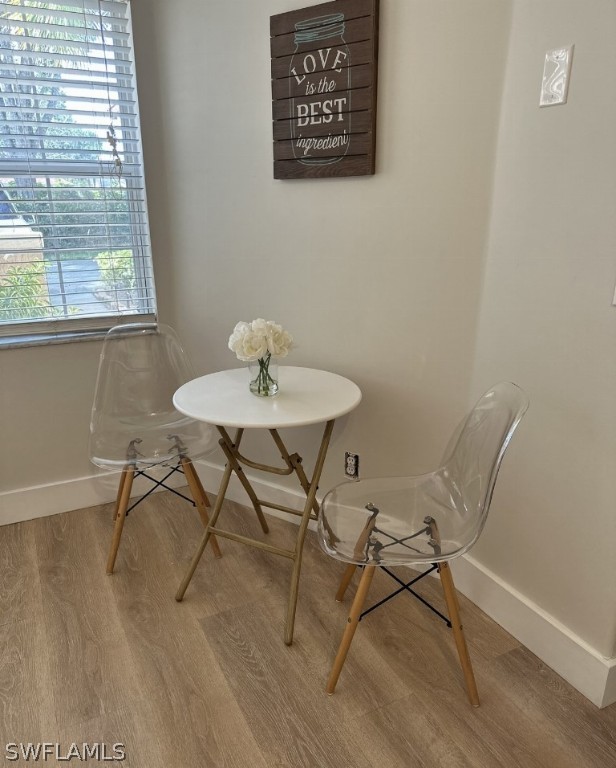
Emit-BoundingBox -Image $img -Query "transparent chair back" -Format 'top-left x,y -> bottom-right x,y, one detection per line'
318,382 -> 529,565
89,323 -> 217,470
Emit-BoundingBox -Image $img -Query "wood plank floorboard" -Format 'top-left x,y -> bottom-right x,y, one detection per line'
88,497 -> 268,768
0,519 -> 40,628
202,602 -> 372,768
0,618 -> 51,742
479,647 -> 616,768
54,706 -> 162,768
33,510 -> 145,731
0,487 -> 614,767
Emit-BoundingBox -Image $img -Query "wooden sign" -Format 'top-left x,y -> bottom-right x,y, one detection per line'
270,0 -> 379,179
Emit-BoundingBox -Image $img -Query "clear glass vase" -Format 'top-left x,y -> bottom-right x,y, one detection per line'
249,354 -> 279,397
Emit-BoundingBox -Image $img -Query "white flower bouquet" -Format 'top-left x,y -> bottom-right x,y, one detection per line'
228,318 -> 293,396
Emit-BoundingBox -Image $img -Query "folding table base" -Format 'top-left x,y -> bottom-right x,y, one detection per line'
175,420 -> 335,645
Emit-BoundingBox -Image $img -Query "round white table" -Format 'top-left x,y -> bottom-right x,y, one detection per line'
173,366 -> 362,644
174,366 -> 361,428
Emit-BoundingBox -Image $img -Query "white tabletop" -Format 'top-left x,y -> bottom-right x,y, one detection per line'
173,366 -> 362,429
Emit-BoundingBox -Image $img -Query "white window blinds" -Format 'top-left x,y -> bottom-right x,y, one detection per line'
0,0 -> 155,338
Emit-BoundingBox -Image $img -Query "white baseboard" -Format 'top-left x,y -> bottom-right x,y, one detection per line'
602,663 -> 616,709
2,460 -> 615,708
0,467 -> 188,527
449,555 -> 616,708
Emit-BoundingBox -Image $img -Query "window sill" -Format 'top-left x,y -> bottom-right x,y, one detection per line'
0,315 -> 156,349
0,329 -> 110,349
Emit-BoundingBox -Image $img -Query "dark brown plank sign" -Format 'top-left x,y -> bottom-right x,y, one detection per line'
271,0 -> 379,179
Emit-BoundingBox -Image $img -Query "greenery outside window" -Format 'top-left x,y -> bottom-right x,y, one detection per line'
0,0 -> 155,343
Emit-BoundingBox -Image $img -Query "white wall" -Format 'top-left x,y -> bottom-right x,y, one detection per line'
131,0 -> 511,485
470,0 -> 616,659
0,340 -> 102,493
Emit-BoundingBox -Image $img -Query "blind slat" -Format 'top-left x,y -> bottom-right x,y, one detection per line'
0,90 -> 136,107
0,19 -> 130,41
0,60 -> 132,84
0,1 -> 128,17
0,37 -> 133,61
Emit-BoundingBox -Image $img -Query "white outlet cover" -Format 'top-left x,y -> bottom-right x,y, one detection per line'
540,45 -> 574,107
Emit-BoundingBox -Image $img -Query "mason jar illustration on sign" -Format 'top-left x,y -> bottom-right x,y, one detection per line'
289,13 -> 351,165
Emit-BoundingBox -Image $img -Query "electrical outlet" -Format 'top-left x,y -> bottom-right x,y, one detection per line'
344,452 -> 359,480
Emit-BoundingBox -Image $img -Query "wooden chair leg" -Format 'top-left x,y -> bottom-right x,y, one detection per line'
438,562 -> 480,707
106,467 -> 135,575
335,564 -> 358,602
111,465 -> 129,521
327,565 -> 376,694
181,457 -> 222,559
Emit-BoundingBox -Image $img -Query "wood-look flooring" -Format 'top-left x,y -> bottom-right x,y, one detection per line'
1,488 -> 615,767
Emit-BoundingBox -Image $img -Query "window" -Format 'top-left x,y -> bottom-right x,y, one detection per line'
0,0 -> 155,342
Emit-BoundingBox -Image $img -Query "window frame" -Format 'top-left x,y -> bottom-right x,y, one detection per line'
0,0 -> 156,347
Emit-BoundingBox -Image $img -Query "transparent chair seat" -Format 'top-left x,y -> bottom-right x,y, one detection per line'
89,323 -> 217,470
90,415 -> 211,470
319,475 -> 472,565
318,382 -> 529,567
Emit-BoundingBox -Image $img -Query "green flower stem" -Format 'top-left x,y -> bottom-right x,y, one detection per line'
254,353 -> 276,395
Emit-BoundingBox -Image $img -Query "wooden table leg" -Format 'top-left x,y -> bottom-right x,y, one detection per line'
284,419 -> 335,645
219,440 -> 269,534
175,458 -> 233,601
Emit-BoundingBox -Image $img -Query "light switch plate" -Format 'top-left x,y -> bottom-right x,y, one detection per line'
539,45 -> 574,107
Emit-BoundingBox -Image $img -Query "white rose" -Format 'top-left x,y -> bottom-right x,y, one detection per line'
240,330 -> 268,361
267,325 -> 293,358
250,318 -> 268,335
228,321 -> 251,356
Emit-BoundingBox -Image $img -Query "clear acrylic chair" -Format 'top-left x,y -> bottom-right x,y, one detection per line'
318,382 -> 529,706
90,322 -> 221,574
